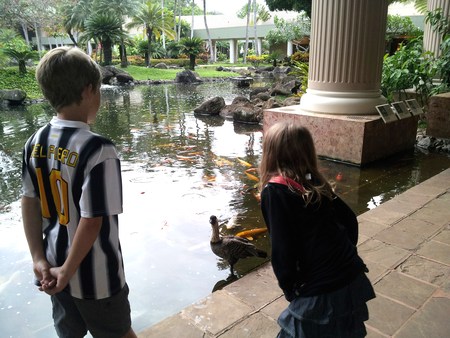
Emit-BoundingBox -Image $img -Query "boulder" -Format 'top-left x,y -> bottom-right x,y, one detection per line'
270,79 -> 299,96
175,70 -> 202,83
249,87 -> 270,99
253,92 -> 271,101
100,65 -> 134,84
220,99 -> 253,120
0,89 -> 27,105
233,105 -> 263,124
116,73 -> 134,84
100,67 -> 115,84
154,63 -> 168,69
232,96 -> 251,105
273,66 -> 292,74
194,96 -> 225,115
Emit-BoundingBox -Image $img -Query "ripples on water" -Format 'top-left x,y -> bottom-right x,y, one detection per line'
0,81 -> 449,337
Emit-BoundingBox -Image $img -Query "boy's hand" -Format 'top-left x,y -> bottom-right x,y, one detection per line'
33,259 -> 56,292
44,267 -> 71,295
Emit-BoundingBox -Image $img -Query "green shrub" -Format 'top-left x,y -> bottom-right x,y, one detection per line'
246,55 -> 267,67
290,51 -> 309,63
0,68 -> 42,99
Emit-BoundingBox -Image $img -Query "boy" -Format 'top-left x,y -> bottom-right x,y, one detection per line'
21,47 -> 136,338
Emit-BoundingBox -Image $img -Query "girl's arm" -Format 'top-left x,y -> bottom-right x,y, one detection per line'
261,185 -> 300,300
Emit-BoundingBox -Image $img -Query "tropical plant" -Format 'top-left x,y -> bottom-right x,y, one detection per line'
386,14 -> 422,40
265,0 -> 312,18
61,0 -> 89,46
289,61 -> 309,95
80,13 -> 126,65
166,40 -> 182,58
127,1 -> 175,67
127,1 -> 176,67
246,55 -> 267,67
266,12 -> 311,46
179,36 -> 203,70
96,0 -> 141,67
425,8 -> 450,87
381,38 -> 436,105
237,0 -> 271,56
0,31 -> 38,74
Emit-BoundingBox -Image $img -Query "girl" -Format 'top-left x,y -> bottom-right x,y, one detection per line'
259,121 -> 375,338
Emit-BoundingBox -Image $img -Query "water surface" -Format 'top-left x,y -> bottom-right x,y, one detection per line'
1,81 -> 449,337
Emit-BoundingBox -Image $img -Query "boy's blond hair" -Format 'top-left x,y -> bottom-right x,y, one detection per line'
35,47 -> 102,111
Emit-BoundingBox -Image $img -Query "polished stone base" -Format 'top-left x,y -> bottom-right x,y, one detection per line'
263,105 -> 419,166
428,92 -> 450,139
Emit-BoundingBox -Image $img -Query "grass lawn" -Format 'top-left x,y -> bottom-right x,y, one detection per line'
0,64 -> 242,99
125,65 -> 238,81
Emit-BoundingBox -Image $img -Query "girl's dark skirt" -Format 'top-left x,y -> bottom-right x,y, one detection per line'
277,272 -> 376,338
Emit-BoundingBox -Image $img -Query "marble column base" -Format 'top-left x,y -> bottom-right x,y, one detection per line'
263,105 -> 418,166
300,89 -> 387,115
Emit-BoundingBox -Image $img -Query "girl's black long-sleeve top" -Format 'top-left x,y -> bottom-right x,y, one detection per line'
261,182 -> 367,301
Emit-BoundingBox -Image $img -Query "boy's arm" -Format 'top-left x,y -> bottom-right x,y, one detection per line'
46,216 -> 102,295
22,195 -> 55,290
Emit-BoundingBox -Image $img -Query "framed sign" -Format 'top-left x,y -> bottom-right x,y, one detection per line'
376,104 -> 398,123
392,101 -> 412,119
405,99 -> 424,116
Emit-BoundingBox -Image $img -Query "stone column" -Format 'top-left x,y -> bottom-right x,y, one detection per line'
211,40 -> 217,62
229,39 -> 238,63
423,0 -> 450,58
287,40 -> 293,57
300,0 -> 389,115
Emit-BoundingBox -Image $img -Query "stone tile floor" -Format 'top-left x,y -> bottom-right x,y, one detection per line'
139,168 -> 450,338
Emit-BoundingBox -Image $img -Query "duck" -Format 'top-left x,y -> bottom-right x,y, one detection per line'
209,215 -> 267,276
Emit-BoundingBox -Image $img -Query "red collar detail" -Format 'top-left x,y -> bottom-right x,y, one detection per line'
269,176 -> 305,192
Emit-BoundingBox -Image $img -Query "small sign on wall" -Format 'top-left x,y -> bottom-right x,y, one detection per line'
376,104 -> 398,123
405,99 -> 424,116
392,101 -> 412,119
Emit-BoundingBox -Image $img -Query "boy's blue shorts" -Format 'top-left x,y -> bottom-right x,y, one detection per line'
51,283 -> 132,338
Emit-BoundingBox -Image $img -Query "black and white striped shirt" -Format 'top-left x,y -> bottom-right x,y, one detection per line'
22,117 -> 125,299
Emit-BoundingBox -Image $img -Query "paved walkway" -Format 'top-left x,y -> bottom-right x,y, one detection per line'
138,168 -> 450,338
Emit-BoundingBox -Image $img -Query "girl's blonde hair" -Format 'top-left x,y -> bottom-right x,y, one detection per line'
259,121 -> 334,205
35,47 -> 102,111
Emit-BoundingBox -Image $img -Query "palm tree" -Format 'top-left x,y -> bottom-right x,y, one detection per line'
127,1 -> 175,67
238,1 -> 271,56
244,0 -> 251,63
203,0 -> 214,62
62,0 -> 92,46
96,0 -> 140,67
2,47 -> 38,74
80,13 -> 126,65
180,37 -> 204,70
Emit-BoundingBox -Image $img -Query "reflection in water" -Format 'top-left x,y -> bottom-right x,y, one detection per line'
0,81 -> 449,337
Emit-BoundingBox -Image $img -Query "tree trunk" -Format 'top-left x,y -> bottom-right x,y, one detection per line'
189,54 -> 196,70
147,29 -> 153,67
177,8 -> 182,41
244,0 -> 251,63
253,0 -> 258,55
19,60 -> 27,75
120,40 -> 127,68
103,39 -> 113,65
34,22 -> 42,57
67,30 -> 78,46
173,0 -> 178,40
203,0 -> 214,63
21,22 -> 30,46
191,0 -> 195,38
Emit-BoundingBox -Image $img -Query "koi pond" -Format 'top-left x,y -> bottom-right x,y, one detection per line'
1,80 -> 449,337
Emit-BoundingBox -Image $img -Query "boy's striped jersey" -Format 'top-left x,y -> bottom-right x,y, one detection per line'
22,117 -> 125,299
